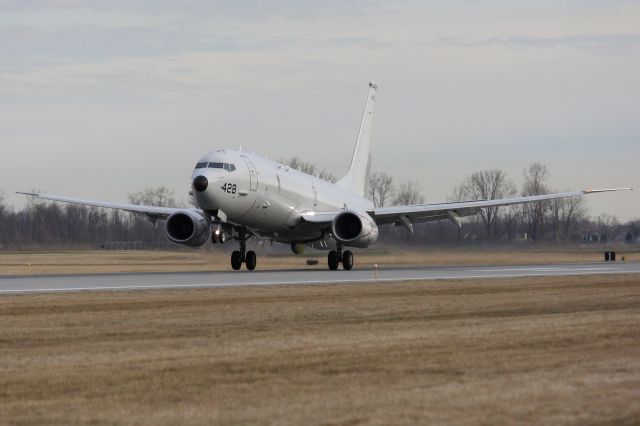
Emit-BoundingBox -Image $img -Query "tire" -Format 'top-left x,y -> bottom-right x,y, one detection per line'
245,251 -> 257,271
231,251 -> 243,270
342,250 -> 354,270
328,250 -> 339,270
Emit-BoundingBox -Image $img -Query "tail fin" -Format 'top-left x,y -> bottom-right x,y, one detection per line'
336,81 -> 377,197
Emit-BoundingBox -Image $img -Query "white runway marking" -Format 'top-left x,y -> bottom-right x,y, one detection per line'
0,262 -> 638,294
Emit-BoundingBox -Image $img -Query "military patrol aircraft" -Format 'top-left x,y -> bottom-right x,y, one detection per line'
19,82 -> 631,271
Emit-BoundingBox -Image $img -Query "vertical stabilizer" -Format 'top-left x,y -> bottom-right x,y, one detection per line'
336,81 -> 377,197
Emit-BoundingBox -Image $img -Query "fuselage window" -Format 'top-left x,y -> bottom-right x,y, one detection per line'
206,162 -> 235,172
195,162 -> 207,169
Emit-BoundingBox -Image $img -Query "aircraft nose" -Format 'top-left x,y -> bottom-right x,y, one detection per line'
193,175 -> 208,192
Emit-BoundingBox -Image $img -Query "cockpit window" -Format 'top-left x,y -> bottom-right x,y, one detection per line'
195,162 -> 207,169
207,162 -> 236,172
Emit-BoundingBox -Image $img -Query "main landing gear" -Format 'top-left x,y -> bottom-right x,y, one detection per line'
231,227 -> 257,271
328,246 -> 353,271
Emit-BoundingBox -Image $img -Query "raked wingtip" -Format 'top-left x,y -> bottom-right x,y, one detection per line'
584,187 -> 633,194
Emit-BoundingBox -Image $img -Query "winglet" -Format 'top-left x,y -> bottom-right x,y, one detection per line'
583,187 -> 633,194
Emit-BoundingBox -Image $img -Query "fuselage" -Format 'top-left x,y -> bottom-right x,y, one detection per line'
191,149 -> 374,243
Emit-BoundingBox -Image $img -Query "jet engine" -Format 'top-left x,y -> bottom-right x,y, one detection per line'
165,211 -> 211,247
331,210 -> 378,248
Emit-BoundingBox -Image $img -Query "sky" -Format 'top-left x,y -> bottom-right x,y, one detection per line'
1,0 -> 638,219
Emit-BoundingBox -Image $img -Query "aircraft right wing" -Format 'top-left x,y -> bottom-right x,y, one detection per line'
16,192 -> 190,219
370,188 -> 632,229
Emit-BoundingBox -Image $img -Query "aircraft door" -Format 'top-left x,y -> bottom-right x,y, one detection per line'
241,156 -> 258,191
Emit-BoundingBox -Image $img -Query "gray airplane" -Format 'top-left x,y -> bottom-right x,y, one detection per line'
19,82 -> 631,271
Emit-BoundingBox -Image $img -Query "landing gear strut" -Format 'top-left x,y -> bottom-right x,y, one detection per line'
231,227 -> 257,271
328,246 -> 353,271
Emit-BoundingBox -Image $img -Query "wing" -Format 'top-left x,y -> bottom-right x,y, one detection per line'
16,192 -> 190,219
371,188 -> 632,230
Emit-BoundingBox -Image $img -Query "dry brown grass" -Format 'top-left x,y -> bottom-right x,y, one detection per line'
1,246 -> 638,275
1,274 -> 639,425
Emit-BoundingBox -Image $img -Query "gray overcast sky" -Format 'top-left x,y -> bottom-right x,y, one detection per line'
1,0 -> 638,219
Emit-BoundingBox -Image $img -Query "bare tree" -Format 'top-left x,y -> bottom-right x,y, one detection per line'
0,191 -> 5,217
500,205 -> 521,240
452,169 -> 516,238
594,214 -> 621,243
630,220 -> 640,240
318,169 -> 337,183
128,186 -> 178,207
522,163 -> 550,240
281,156 -> 336,183
393,179 -> 424,206
368,172 -> 394,207
549,196 -> 586,242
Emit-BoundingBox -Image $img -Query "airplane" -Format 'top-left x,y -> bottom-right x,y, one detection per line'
19,82 -> 631,271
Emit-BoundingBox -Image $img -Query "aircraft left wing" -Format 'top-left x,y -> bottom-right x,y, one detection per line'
16,192 -> 188,218
370,188 -> 632,229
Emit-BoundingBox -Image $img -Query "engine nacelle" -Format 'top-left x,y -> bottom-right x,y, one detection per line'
165,211 -> 211,247
331,210 -> 378,248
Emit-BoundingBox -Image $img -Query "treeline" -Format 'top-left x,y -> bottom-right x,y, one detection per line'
369,162 -> 638,245
0,162 -> 637,250
0,188 -> 181,250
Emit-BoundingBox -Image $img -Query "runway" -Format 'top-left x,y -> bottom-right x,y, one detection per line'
1,261 -> 639,294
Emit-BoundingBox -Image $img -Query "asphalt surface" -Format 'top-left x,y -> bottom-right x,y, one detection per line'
0,262 -> 639,294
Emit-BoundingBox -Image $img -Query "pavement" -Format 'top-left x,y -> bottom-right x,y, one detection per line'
0,262 -> 639,294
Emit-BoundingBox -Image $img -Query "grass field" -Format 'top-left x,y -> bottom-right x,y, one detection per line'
1,274 -> 639,425
0,246 -> 638,275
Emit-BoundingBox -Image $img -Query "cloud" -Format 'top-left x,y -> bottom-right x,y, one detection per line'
428,33 -> 640,53
0,25 -> 296,67
0,0 -> 386,19
318,36 -> 388,49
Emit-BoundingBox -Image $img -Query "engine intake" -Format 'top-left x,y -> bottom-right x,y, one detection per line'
165,211 -> 210,247
331,210 -> 378,248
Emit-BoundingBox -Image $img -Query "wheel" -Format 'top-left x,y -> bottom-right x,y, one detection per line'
328,250 -> 339,270
342,250 -> 354,270
213,227 -> 226,244
231,251 -> 242,270
245,251 -> 257,271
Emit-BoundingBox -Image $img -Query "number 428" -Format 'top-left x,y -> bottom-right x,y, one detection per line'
221,183 -> 237,194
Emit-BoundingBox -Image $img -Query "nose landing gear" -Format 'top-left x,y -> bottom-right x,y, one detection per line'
211,226 -> 226,244
230,227 -> 257,271
328,246 -> 354,271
